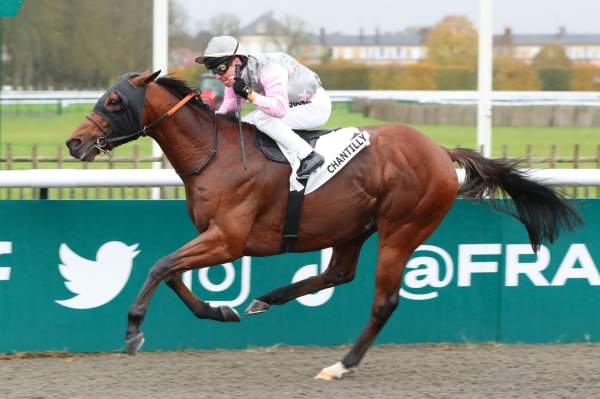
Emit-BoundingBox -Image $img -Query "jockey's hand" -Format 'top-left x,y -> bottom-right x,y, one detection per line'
233,77 -> 253,99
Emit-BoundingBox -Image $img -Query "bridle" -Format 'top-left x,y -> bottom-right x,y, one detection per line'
85,113 -> 154,155
83,78 -> 219,179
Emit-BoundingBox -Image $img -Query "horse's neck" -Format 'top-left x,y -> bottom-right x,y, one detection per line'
147,97 -> 216,174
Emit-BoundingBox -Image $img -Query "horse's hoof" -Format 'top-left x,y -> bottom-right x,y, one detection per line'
244,299 -> 270,315
219,305 -> 241,322
125,332 -> 145,356
315,362 -> 351,380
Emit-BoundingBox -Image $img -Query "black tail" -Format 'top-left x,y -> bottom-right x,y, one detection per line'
447,148 -> 583,251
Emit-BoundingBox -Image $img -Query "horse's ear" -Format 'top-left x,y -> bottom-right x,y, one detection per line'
143,70 -> 161,85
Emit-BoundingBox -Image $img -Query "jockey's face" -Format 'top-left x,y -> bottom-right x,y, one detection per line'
214,57 -> 242,88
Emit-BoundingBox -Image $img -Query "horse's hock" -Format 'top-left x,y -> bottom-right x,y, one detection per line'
358,99 -> 600,127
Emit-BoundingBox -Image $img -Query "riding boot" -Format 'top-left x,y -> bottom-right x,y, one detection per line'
297,151 -> 325,179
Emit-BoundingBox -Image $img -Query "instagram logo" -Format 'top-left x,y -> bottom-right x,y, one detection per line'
182,256 -> 251,308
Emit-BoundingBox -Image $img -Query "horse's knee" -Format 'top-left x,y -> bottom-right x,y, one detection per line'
148,255 -> 176,281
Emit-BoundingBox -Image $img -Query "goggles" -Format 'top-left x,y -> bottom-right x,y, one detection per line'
209,60 -> 232,75
205,41 -> 240,76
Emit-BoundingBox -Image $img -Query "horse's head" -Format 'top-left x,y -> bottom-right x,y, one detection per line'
66,70 -> 161,161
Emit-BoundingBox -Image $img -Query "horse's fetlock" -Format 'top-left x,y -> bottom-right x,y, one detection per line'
128,304 -> 145,322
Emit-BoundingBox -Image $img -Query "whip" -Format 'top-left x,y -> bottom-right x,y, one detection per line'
235,64 -> 247,171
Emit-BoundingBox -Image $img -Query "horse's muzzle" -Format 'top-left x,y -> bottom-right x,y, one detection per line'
66,138 -> 97,161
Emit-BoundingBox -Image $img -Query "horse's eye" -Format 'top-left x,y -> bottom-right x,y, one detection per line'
105,95 -> 123,111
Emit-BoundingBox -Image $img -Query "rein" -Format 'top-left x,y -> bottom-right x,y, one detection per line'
88,92 -> 199,153
85,91 -> 219,179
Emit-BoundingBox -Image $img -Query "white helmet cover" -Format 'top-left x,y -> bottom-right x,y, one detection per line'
195,36 -> 247,64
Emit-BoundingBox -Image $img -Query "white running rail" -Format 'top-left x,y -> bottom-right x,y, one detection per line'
0,169 -> 599,188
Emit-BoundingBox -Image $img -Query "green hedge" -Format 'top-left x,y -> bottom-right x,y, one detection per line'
435,67 -> 477,90
311,64 -> 372,89
173,63 -> 598,91
313,64 -> 478,90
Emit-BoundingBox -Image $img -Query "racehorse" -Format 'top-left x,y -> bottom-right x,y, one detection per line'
66,71 -> 582,380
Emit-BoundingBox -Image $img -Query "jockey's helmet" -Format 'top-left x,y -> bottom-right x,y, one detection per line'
195,36 -> 247,66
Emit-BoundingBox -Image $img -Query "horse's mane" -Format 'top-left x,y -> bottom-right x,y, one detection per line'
155,76 -> 211,112
155,75 -> 240,123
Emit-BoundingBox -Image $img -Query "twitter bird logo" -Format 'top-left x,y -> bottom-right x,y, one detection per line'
55,241 -> 140,310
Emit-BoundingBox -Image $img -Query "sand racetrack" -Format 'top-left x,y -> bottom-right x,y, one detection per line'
2,343 -> 600,399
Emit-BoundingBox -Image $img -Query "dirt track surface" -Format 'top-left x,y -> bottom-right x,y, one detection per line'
2,343 -> 600,399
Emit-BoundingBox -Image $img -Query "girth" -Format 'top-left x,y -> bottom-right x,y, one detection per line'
252,125 -> 338,253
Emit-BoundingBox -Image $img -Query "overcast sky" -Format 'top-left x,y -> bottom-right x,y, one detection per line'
174,0 -> 599,36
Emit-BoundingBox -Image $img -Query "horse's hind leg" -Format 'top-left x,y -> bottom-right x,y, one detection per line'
245,234 -> 371,315
316,219 -> 445,380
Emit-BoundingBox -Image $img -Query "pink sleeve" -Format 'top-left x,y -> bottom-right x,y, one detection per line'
251,64 -> 288,118
216,87 -> 244,115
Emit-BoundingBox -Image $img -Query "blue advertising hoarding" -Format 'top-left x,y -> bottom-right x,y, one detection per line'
0,199 -> 598,353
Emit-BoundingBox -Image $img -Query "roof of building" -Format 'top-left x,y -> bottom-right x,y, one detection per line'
240,13 -> 600,47
509,33 -> 600,46
321,33 -> 424,46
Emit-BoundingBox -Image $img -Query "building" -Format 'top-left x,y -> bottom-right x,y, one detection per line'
236,12 -> 600,66
322,30 -> 428,65
495,27 -> 600,65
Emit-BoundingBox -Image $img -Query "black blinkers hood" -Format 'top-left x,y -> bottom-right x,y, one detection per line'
93,72 -> 147,137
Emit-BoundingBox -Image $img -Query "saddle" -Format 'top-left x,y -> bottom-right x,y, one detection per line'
254,126 -> 338,162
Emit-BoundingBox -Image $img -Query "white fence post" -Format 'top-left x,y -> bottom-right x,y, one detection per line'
477,0 -> 493,158
152,0 -> 169,199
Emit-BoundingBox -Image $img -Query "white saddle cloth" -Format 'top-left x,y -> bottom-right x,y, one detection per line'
283,127 -> 371,193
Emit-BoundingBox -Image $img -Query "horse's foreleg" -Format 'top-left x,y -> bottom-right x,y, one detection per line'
245,235 -> 369,315
165,272 -> 241,321
124,253 -> 175,355
125,225 -> 243,355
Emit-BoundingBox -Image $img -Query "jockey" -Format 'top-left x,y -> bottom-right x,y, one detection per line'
195,35 -> 331,179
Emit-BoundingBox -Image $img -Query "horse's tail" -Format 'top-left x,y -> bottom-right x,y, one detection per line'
447,147 -> 582,251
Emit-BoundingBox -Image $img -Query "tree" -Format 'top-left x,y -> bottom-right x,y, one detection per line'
169,2 -> 193,48
570,64 -> 600,91
265,15 -> 312,59
425,16 -> 478,68
533,44 -> 572,91
493,56 -> 541,90
208,13 -> 240,37
532,44 -> 572,69
3,0 -> 152,89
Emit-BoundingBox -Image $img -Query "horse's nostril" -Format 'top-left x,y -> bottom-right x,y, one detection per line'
66,138 -> 83,150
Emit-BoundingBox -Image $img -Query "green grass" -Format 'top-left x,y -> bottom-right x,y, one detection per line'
1,102 -> 599,198
1,109 -> 152,157
2,102 -> 598,159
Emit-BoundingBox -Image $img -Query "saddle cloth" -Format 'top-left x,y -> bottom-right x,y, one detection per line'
255,126 -> 371,194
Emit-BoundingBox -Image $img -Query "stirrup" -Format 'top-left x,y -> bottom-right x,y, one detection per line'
297,151 -> 324,179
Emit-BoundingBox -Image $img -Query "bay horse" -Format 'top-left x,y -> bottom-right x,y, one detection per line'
66,71 -> 581,380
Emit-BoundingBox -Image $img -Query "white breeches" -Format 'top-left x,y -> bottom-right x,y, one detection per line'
242,87 -> 332,161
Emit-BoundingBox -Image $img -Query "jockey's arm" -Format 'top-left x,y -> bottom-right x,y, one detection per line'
215,87 -> 240,115
248,63 -> 289,118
